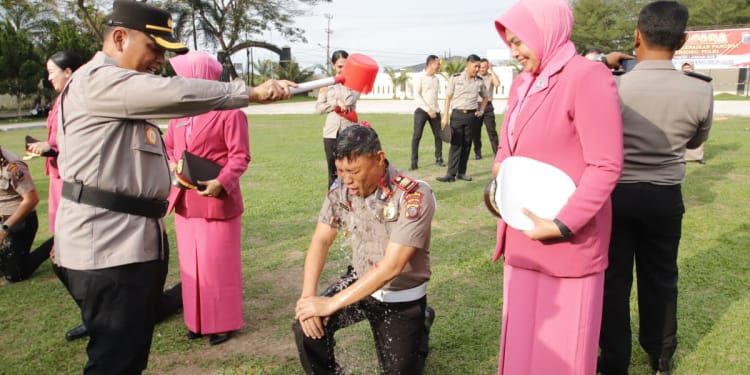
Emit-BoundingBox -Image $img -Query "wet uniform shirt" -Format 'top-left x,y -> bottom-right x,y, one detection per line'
0,149 -> 35,216
318,163 -> 434,291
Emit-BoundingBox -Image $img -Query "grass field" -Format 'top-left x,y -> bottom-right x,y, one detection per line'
0,113 -> 749,374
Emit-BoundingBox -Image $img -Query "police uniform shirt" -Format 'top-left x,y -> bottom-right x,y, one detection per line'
479,73 -> 495,102
316,84 -> 361,139
0,149 -> 35,216
617,60 -> 713,185
318,164 -> 434,291
56,51 -> 249,270
413,72 -> 441,113
446,72 -> 488,111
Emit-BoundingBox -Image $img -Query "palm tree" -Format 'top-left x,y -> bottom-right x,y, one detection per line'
440,58 -> 466,78
384,67 -> 411,99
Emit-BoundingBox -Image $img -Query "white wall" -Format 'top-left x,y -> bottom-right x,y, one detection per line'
362,66 -> 515,100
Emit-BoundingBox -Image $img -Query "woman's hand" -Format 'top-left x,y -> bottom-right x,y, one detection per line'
27,141 -> 51,155
197,179 -> 224,198
520,208 -> 564,241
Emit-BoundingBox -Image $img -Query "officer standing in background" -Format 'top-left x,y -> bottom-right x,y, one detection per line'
55,1 -> 293,373
410,54 -> 444,170
597,2 -> 713,375
436,54 -> 488,182
0,147 -> 43,283
293,125 -> 435,374
473,58 -> 500,159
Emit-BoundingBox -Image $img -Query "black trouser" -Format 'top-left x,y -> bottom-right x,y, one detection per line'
599,183 -> 684,375
471,102 -> 499,156
293,296 -> 427,375
324,137 -> 338,188
446,110 -> 480,176
0,212 -> 44,282
66,232 -> 169,375
411,108 -> 443,164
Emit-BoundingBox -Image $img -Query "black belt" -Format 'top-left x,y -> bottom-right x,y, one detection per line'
62,181 -> 168,219
453,108 -> 477,114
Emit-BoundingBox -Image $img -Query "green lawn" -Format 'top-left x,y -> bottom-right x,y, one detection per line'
0,114 -> 748,374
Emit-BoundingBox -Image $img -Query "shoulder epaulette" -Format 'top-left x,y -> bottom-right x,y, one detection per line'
684,70 -> 713,83
391,174 -> 419,193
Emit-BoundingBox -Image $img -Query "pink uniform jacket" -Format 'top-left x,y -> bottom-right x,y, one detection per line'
165,109 -> 250,220
493,56 -> 624,278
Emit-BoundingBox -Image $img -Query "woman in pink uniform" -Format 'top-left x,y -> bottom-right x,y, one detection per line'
491,0 -> 623,373
165,51 -> 250,346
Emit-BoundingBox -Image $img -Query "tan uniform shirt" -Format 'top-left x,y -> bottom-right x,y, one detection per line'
56,51 -> 249,270
315,84 -> 360,139
413,72 -> 441,113
446,73 -> 488,111
479,73 -> 495,102
318,164 -> 434,291
617,60 -> 713,185
0,149 -> 35,216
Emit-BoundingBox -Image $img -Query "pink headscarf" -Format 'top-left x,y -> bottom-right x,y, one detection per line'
495,0 -> 577,98
169,50 -> 222,81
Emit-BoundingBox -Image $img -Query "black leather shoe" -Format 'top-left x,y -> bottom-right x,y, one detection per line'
65,324 -> 88,341
410,162 -> 418,171
186,330 -> 203,340
649,356 -> 672,375
209,332 -> 234,346
435,159 -> 446,167
436,175 -> 455,182
457,174 -> 473,181
475,155 -> 482,160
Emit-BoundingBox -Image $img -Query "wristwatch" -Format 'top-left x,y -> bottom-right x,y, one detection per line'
596,54 -> 609,68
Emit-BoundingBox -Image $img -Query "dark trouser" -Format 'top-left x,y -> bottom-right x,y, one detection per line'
324,137 -> 338,188
293,296 -> 427,375
54,233 -> 181,330
446,110 -> 480,176
0,212 -> 44,282
471,102 -> 499,156
66,232 -> 169,375
599,183 -> 683,375
411,108 -> 443,164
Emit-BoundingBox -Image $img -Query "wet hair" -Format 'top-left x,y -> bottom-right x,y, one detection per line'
48,51 -> 84,72
637,1 -> 688,50
331,50 -> 349,64
467,54 -> 481,63
426,55 -> 439,65
334,125 -> 382,160
582,47 -> 602,56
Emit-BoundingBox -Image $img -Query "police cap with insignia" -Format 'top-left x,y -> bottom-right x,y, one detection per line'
107,0 -> 188,54
174,151 -> 222,191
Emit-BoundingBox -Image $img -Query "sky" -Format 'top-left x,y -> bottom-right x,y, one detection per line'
230,0 -> 519,72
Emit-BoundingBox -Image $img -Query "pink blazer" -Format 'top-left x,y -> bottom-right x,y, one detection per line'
45,97 -> 61,179
493,55 -> 623,277
165,109 -> 250,220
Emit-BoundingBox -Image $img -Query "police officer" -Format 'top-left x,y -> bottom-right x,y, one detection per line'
410,54 -> 444,170
293,125 -> 435,375
316,50 -> 361,187
598,3 -> 713,375
473,58 -> 500,158
0,147 -> 43,283
436,54 -> 489,182
55,1 -> 293,373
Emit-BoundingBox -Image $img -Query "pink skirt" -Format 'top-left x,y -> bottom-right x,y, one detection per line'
48,177 -> 63,233
175,214 -> 244,334
498,264 -> 604,375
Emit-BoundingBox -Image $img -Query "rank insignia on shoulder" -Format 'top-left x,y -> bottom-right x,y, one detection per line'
392,174 -> 419,193
404,191 -> 424,219
319,87 -> 327,94
6,163 -> 16,172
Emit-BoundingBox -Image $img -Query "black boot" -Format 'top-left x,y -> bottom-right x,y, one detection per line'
65,324 -> 88,341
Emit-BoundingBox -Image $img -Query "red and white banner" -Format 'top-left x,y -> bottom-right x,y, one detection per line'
673,28 -> 750,69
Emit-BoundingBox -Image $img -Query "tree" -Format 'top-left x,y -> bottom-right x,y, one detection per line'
275,60 -> 314,84
682,0 -> 750,27
0,23 -> 43,117
384,67 -> 411,99
441,58 -> 466,77
571,0 -> 644,54
165,0 -> 332,77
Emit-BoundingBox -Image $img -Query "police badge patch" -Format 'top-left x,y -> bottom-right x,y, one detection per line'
403,191 -> 423,219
